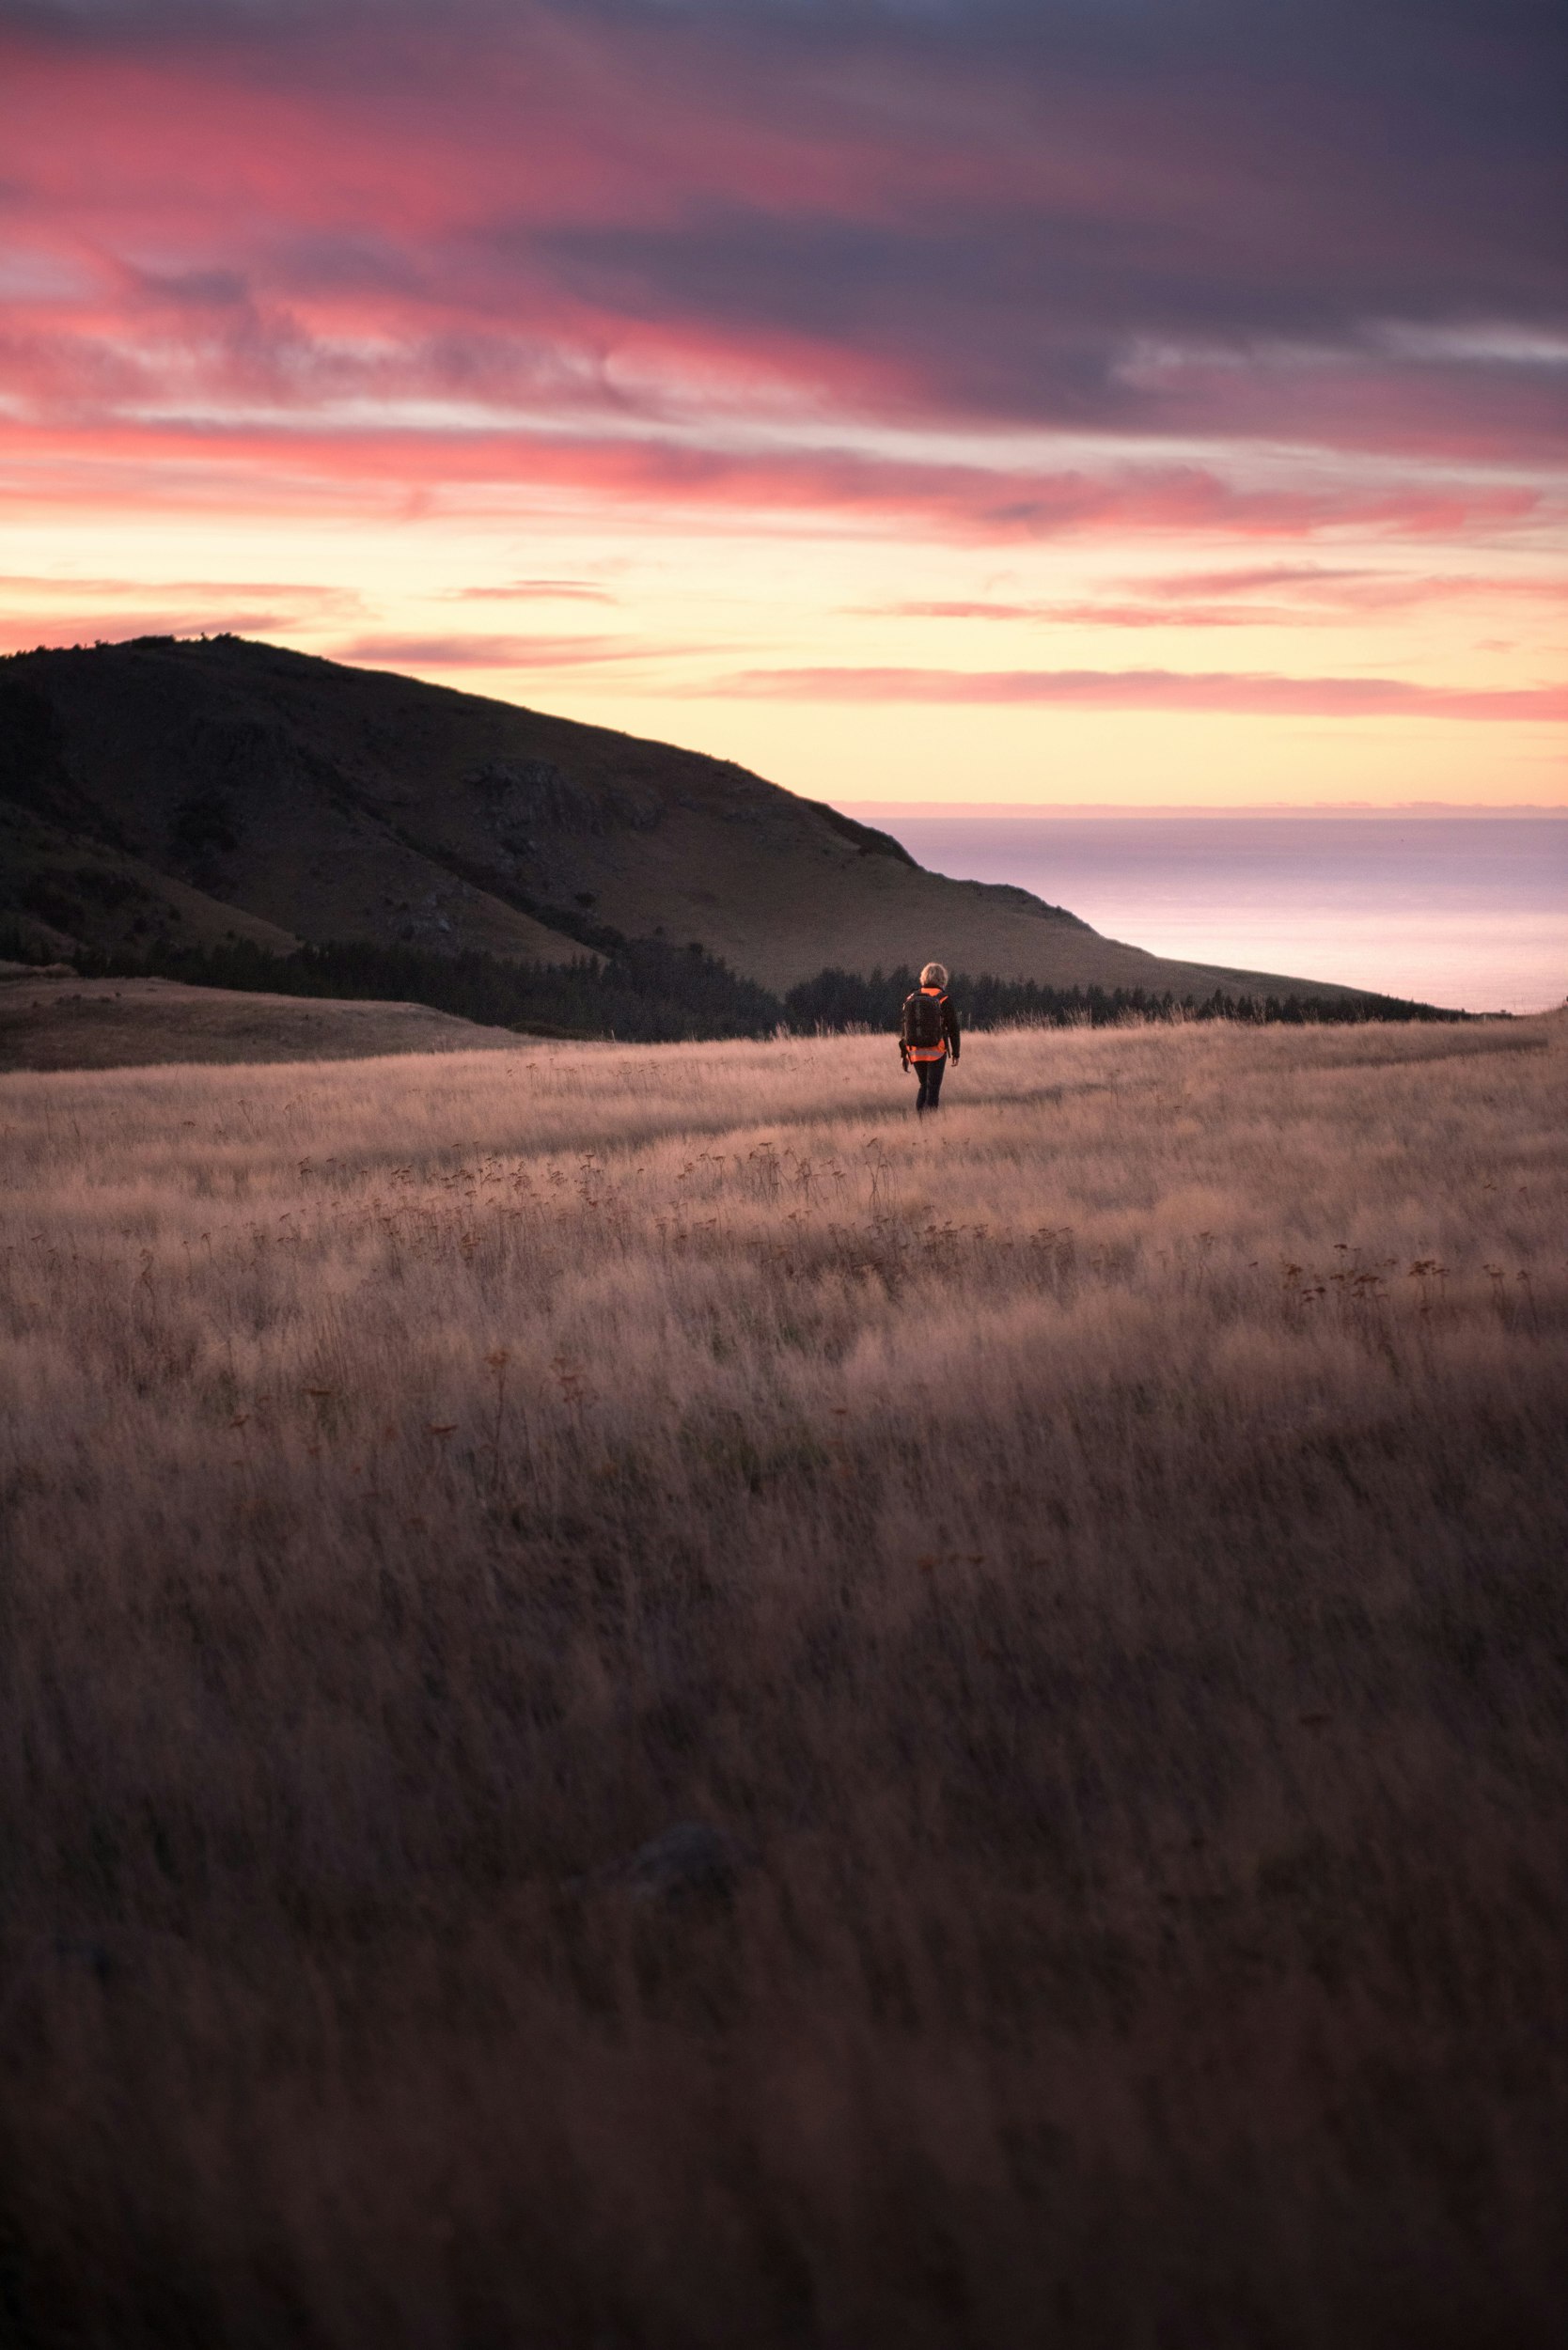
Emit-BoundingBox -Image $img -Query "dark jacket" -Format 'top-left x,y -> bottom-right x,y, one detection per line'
901,986 -> 961,1063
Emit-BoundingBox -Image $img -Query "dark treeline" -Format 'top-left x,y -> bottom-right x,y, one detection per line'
55,932 -> 1465,1040
782,964 -> 1464,1032
68,933 -> 779,1043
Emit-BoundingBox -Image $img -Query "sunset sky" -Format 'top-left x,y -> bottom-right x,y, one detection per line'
3,0 -> 1563,808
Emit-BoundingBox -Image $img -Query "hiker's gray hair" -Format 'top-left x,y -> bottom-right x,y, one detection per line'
919,961 -> 948,987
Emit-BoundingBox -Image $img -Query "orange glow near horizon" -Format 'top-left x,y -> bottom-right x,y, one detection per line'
1,3 -> 1562,810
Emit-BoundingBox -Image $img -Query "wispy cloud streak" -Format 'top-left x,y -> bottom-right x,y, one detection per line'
707,667 -> 1568,721
335,632 -> 710,671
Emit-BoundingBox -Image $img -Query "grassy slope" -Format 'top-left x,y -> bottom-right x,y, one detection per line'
0,797 -> 302,962
6,638 -> 1378,1000
0,972 -> 525,1072
2,1017 -> 1564,2346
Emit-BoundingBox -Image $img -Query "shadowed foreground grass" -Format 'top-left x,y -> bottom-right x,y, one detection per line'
2,1017 -> 1565,2347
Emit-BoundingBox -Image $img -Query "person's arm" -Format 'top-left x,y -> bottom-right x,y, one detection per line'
944,995 -> 961,1060
899,995 -> 910,1065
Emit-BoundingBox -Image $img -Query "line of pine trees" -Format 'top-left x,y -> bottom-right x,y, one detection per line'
781,964 -> 1461,1032
66,933 -> 779,1043
57,931 -> 1463,1041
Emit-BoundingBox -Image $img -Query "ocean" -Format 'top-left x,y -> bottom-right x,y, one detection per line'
851,813 -> 1568,1015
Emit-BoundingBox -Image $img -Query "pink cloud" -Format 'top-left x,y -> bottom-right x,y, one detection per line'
0,575 -> 356,607
1132,564 -> 1381,601
0,576 -> 362,654
0,609 -> 340,654
863,572 -> 1568,628
1121,565 -> 1568,611
703,667 -> 1568,721
863,596 -> 1318,629
0,416 -> 1544,548
334,632 -> 701,671
449,579 -> 618,603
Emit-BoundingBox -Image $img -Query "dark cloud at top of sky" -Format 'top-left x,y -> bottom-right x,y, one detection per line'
9,2 -> 1562,50
8,0 -> 1563,102
513,4 -> 1563,446
10,0 -> 1561,182
2,0 -> 1562,462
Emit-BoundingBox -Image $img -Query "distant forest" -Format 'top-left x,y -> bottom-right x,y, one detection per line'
784,964 -> 1462,1034
44,930 -> 1466,1040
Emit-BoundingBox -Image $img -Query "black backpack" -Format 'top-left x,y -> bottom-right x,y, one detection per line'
902,989 -> 945,1050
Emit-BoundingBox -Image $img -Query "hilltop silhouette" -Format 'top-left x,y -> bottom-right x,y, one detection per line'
1,634 -> 1372,1006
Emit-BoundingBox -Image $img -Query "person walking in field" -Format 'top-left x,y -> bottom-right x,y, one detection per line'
901,961 -> 960,1114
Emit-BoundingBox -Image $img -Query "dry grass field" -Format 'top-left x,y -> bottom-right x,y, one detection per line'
3,1015 -> 1565,2348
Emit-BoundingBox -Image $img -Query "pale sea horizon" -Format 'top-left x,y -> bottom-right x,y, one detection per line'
834,811 -> 1568,1015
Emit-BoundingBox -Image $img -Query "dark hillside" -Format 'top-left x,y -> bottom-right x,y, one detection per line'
1,635 -> 1373,1003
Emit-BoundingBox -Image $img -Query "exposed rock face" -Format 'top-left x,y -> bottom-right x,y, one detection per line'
467,759 -> 667,856
468,758 -> 602,835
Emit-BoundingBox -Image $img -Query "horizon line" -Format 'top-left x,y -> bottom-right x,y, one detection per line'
831,800 -> 1568,820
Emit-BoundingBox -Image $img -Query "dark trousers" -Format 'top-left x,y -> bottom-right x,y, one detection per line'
912,1056 -> 946,1112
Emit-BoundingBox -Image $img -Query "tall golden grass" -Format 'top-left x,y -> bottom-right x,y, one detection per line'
3,1016 -> 1565,2346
